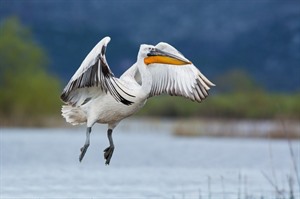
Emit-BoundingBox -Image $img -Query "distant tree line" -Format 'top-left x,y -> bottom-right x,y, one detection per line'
138,70 -> 300,120
0,17 -> 62,126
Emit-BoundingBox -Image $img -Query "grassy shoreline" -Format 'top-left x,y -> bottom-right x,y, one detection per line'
137,93 -> 300,120
172,118 -> 300,139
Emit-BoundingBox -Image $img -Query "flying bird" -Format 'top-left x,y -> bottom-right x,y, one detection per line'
60,36 -> 215,165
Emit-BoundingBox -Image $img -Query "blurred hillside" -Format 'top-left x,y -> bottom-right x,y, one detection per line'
0,17 -> 61,126
1,0 -> 300,92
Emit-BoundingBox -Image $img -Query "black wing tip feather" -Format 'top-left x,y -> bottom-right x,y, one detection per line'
60,91 -> 69,102
60,43 -> 135,106
60,91 -> 74,105
101,45 -> 106,56
60,93 -> 66,101
100,57 -> 112,78
121,98 -> 134,106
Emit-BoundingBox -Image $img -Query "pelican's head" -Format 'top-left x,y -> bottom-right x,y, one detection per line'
138,43 -> 192,66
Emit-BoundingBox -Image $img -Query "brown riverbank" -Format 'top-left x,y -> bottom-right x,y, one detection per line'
173,118 -> 300,139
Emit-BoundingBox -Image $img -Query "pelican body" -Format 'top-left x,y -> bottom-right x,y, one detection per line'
61,37 -> 215,165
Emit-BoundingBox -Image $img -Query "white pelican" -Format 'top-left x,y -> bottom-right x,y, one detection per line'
61,36 -> 215,165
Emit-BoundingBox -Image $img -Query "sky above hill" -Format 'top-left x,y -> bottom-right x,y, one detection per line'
1,0 -> 299,92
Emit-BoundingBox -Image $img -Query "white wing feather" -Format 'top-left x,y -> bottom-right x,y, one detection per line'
148,42 -> 215,102
60,36 -> 135,106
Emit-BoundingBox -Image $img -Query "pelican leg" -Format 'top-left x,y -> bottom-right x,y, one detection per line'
79,127 -> 91,162
103,129 -> 114,165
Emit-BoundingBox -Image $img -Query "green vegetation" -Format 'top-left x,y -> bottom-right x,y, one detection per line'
0,17 -> 62,126
138,93 -> 300,120
138,70 -> 300,120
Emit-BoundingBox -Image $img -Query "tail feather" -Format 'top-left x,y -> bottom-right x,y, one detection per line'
61,105 -> 86,125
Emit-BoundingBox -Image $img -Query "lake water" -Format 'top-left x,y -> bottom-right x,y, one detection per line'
1,120 -> 299,199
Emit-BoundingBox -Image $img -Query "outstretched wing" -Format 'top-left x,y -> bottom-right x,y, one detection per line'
60,37 -> 135,106
148,42 -> 215,102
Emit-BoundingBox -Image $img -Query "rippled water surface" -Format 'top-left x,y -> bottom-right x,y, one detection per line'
1,120 -> 299,198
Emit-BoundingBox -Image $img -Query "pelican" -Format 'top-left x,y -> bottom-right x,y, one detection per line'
61,36 -> 215,165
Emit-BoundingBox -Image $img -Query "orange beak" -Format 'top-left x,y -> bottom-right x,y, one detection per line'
144,48 -> 191,65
